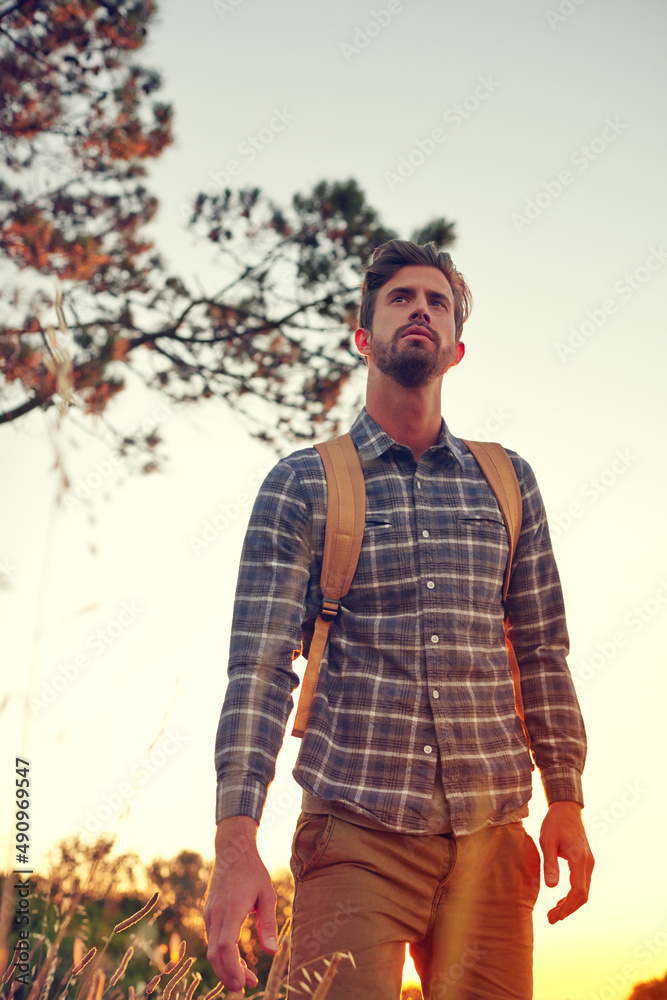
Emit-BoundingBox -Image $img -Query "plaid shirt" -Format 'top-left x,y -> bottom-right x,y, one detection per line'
215,408 -> 586,836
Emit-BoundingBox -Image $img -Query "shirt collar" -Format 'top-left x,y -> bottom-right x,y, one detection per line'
349,407 -> 465,469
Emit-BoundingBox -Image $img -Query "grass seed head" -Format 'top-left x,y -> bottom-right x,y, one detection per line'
112,892 -> 159,934
162,956 -> 195,1000
71,947 -> 97,977
162,939 -> 186,974
109,946 -> 134,987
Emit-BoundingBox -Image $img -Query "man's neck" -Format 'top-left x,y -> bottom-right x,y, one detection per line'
365,373 -> 444,462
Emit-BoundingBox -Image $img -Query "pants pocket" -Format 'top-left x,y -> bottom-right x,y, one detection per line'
290,813 -> 336,881
522,827 -> 542,908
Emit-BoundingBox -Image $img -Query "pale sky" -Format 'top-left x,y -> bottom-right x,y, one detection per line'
2,2 -> 667,998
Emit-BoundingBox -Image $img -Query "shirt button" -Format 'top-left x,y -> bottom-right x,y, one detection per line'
422,529 -> 429,538
416,480 -> 422,489
427,580 -> 435,589
433,689 -> 440,699
424,745 -> 433,754
431,634 -> 439,644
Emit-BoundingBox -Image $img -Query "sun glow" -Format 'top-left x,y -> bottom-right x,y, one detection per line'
402,944 -> 421,988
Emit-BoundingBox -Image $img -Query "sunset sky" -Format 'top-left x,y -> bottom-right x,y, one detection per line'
2,2 -> 667,998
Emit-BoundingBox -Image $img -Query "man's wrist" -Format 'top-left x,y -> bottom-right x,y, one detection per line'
546,799 -> 583,812
214,815 -> 259,855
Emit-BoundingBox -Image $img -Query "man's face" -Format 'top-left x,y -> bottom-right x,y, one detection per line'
355,265 -> 464,387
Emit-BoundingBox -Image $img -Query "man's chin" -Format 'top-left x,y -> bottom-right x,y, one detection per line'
371,339 -> 453,387
384,360 -> 439,388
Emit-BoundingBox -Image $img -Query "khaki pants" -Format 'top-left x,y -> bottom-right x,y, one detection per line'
288,813 -> 541,1000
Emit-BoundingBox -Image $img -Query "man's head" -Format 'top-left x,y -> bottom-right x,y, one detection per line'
358,239 -> 472,342
355,240 -> 471,388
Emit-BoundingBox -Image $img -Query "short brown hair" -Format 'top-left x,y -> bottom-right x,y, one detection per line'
359,239 -> 473,340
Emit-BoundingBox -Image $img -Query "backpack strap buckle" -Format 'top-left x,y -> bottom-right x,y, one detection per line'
321,598 -> 341,621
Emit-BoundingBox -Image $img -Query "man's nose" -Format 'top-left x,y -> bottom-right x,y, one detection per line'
410,303 -> 431,324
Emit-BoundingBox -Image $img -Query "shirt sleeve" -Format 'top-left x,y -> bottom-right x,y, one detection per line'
504,455 -> 587,807
214,459 -> 313,824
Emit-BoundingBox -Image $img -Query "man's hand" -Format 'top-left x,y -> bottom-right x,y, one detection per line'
539,800 -> 594,924
204,816 -> 278,993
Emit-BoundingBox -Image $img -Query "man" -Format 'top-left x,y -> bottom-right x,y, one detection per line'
204,240 -> 594,999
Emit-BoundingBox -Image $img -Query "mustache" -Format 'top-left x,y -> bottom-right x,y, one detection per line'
395,322 -> 439,343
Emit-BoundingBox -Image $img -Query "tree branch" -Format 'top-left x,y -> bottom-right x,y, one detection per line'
0,394 -> 50,424
0,0 -> 32,24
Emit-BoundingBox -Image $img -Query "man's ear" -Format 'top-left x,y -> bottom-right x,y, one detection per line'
444,340 -> 465,375
355,327 -> 371,361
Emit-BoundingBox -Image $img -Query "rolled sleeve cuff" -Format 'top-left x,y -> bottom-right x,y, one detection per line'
215,774 -> 268,824
540,766 -> 584,807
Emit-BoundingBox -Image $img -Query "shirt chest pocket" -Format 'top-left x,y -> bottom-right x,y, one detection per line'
347,512 -> 409,613
365,515 -> 393,530
454,512 -> 509,610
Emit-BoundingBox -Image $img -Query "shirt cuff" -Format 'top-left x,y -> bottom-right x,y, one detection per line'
215,774 -> 268,824
540,765 -> 584,807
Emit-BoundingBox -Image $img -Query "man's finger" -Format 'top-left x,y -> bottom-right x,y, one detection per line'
256,882 -> 278,953
205,892 -> 256,992
539,832 -> 560,888
543,862 -> 560,888
210,937 -> 258,992
547,885 -> 588,924
547,848 -> 593,923
215,905 -> 260,991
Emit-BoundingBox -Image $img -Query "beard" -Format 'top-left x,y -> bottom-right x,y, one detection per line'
370,326 -> 458,387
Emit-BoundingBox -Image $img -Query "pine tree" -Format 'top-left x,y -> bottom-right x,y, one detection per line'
0,2 -> 457,461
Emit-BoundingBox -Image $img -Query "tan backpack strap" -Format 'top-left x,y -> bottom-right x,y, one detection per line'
461,440 -> 531,753
291,616 -> 334,739
316,433 -> 367,602
292,434 -> 365,738
460,440 -> 522,600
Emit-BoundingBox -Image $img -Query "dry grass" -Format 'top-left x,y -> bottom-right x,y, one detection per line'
283,948 -> 355,1000
1,840 -> 423,999
0,886 -> 356,1000
0,890 -> 218,1000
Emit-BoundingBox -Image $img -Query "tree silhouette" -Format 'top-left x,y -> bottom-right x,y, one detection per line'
628,972 -> 667,1000
147,849 -> 209,939
0,0 -> 172,456
43,834 -> 144,898
0,1 -> 458,463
